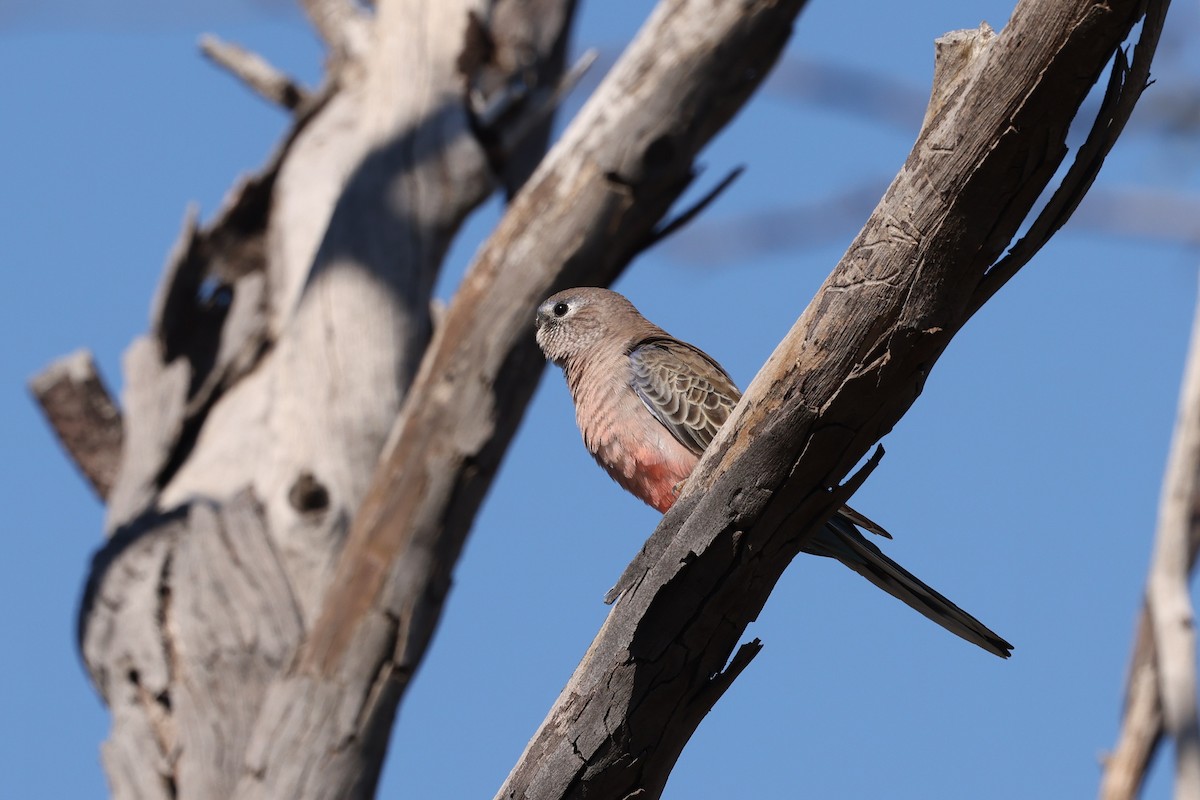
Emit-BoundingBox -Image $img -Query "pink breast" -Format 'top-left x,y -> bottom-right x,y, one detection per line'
573,361 -> 700,513
591,424 -> 697,513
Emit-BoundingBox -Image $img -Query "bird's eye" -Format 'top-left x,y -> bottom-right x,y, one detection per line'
552,302 -> 569,317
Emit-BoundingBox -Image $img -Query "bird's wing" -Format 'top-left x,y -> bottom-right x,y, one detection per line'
628,337 -> 741,457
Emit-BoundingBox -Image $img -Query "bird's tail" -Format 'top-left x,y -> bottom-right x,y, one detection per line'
803,513 -> 1013,658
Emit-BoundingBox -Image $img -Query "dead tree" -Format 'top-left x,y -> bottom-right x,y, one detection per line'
33,0 -> 820,796
31,0 -> 1171,798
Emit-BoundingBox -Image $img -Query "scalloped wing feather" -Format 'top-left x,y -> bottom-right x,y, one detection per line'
628,337 -> 740,457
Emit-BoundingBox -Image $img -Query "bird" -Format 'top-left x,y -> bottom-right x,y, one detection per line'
534,286 -> 1012,658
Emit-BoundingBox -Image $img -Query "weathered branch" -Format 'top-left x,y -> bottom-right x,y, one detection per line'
920,22 -> 996,132
973,0 -> 1167,316
1146,290 -> 1200,799
1101,615 -> 1166,800
499,1 -> 1163,796
234,2 -> 812,797
200,35 -> 308,111
29,350 -> 123,500
1100,282 -> 1200,800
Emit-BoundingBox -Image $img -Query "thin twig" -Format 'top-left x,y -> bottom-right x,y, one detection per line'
635,166 -> 746,256
200,35 -> 308,111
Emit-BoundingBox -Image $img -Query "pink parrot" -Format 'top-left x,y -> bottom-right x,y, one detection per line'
535,286 -> 1011,658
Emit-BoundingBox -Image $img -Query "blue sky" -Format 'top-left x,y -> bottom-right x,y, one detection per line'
4,1 -> 1198,797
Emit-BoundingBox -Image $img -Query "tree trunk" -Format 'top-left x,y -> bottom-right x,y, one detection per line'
60,1 -> 580,796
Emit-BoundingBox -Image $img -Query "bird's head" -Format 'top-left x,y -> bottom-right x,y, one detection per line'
534,287 -> 643,366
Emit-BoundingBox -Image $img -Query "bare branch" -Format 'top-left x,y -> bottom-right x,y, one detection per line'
29,350 -> 123,500
199,35 -> 308,111
921,22 -> 996,132
499,0 -> 1161,795
636,165 -> 745,256
1146,287 -> 1200,799
1100,614 -> 1165,800
1101,283 -> 1200,800
972,0 -> 1167,316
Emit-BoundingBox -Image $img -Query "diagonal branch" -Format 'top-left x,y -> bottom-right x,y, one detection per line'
1145,286 -> 1200,800
499,0 -> 1163,795
636,165 -> 745,256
